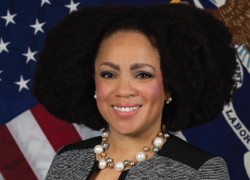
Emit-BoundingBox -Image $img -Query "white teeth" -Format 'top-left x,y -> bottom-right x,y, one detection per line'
113,106 -> 140,112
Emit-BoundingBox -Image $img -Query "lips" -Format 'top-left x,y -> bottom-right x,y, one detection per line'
112,103 -> 142,118
113,103 -> 141,107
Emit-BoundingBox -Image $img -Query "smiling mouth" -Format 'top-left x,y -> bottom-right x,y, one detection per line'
112,105 -> 142,112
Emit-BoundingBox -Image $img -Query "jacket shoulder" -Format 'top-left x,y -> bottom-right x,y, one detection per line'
193,156 -> 230,179
57,136 -> 102,155
159,133 -> 216,170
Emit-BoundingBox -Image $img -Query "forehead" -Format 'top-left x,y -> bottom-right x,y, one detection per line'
95,31 -> 160,66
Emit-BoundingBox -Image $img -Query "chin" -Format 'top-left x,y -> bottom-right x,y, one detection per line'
111,121 -> 144,136
118,129 -> 137,135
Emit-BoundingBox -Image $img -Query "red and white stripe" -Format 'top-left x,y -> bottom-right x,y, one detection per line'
0,104 -> 101,180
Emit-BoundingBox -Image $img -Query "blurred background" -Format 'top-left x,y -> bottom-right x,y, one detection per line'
0,0 -> 249,179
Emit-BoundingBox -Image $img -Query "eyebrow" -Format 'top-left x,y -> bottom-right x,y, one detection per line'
100,62 -> 120,70
130,63 -> 155,71
99,62 -> 155,71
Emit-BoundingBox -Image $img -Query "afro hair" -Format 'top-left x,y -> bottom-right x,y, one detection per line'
32,3 -> 237,131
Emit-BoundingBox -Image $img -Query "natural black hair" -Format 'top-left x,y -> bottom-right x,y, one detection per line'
32,3 -> 237,131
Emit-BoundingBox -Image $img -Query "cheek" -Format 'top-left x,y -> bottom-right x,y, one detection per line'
142,79 -> 164,101
95,77 -> 113,102
95,78 -> 105,101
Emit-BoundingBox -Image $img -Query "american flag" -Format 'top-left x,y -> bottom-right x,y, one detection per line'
0,1 -> 104,179
0,0 -> 249,180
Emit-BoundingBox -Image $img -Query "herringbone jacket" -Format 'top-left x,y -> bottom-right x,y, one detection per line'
45,133 -> 230,180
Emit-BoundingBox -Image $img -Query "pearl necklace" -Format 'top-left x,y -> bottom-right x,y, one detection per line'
94,129 -> 170,171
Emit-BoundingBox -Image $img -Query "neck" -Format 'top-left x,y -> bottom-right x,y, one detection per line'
105,119 -> 162,161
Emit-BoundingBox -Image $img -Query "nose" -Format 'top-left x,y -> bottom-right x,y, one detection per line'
115,77 -> 138,98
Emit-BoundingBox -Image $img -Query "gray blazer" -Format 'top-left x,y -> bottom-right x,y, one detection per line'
45,133 -> 230,180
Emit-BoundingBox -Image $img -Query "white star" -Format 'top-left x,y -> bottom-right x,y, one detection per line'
15,75 -> 30,92
1,10 -> 17,26
30,18 -> 46,35
0,70 -> 2,81
41,0 -> 51,7
22,47 -> 38,63
0,38 -> 10,53
65,0 -> 80,14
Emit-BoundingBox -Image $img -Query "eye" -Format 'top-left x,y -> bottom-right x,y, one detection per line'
135,72 -> 152,79
101,72 -> 116,79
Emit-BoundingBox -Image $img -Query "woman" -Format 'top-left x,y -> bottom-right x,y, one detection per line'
32,3 -> 237,180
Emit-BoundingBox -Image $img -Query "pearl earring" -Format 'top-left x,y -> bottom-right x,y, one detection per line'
166,97 -> 172,104
94,91 -> 97,99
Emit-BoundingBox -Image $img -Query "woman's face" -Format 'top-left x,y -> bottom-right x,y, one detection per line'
94,31 -> 170,135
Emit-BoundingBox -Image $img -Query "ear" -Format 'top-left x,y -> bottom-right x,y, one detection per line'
164,85 -> 171,101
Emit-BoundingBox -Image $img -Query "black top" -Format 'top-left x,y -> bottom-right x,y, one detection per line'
45,133 -> 230,180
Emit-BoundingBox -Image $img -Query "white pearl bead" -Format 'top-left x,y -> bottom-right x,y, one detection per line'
98,160 -> 107,169
114,162 -> 124,171
153,137 -> 164,147
102,130 -> 110,138
136,152 -> 146,162
94,145 -> 103,154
